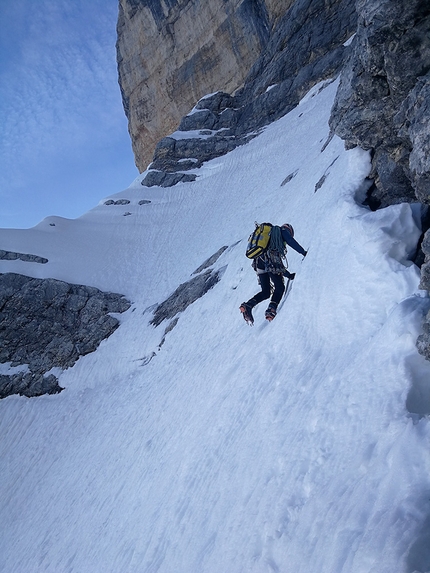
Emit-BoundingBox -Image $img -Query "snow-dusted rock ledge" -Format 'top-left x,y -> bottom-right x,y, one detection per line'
0,273 -> 130,399
0,249 -> 48,264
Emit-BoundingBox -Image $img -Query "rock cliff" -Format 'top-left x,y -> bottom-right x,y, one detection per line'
329,0 -> 430,209
117,0 -> 277,171
138,0 -> 356,187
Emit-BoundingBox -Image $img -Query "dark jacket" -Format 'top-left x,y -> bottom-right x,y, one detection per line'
254,227 -> 306,273
281,228 -> 307,256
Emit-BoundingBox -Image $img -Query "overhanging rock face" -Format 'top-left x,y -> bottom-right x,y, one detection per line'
139,0 -> 356,187
116,0 -> 273,171
117,0 -> 356,172
0,273 -> 131,399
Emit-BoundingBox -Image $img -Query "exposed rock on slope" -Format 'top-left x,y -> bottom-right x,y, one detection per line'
0,249 -> 48,264
0,273 -> 130,398
150,256 -> 227,328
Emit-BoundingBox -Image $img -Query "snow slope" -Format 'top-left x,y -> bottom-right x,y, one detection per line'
1,79 -> 430,573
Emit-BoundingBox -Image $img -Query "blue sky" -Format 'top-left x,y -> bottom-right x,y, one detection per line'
0,0 -> 138,229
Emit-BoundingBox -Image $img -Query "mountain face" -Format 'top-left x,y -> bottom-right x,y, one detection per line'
116,0 -> 277,171
116,0 -> 357,172
137,0 -> 356,187
117,0 -> 430,356
1,79 -> 430,571
330,0 -> 430,209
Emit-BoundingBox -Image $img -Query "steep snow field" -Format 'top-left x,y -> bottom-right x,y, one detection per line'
1,79 -> 430,573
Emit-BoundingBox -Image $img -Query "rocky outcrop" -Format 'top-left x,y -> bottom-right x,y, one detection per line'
0,273 -> 130,398
137,247 -> 228,365
130,245 -> 228,365
418,226 -> 430,360
140,0 -> 356,186
328,0 -> 430,357
117,0 -> 273,171
150,265 -> 226,327
0,249 -> 48,264
329,0 -> 430,208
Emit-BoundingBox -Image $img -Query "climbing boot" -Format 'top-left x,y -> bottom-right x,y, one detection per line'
239,302 -> 254,325
265,303 -> 278,322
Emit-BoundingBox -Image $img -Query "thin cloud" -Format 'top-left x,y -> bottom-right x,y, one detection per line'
0,0 -> 136,227
1,0 -> 121,150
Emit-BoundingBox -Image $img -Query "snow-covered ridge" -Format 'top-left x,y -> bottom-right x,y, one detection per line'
1,79 -> 430,573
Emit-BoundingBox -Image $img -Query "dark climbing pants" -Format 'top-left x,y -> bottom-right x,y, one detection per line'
247,272 -> 285,308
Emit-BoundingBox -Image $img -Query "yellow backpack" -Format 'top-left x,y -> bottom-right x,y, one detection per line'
245,222 -> 273,259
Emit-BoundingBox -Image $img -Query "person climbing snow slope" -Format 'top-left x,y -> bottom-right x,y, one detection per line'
240,223 -> 307,324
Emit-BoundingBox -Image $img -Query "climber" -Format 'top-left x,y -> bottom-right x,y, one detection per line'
240,223 -> 307,324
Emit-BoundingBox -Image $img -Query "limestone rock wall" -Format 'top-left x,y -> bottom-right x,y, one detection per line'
117,0 -> 276,171
328,0 -> 430,358
139,0 -> 356,187
329,0 -> 430,208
